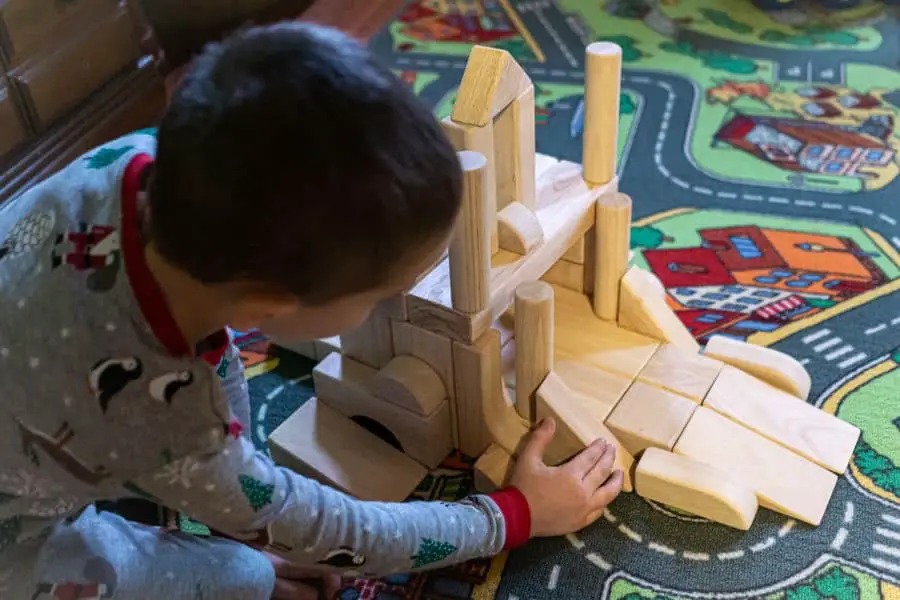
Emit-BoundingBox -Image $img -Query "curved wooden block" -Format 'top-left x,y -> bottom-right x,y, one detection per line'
498,201 -> 543,255
635,448 -> 758,530
372,356 -> 447,416
452,46 -> 532,127
703,335 -> 811,400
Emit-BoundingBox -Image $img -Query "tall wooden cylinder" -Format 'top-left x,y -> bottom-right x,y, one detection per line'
583,42 -> 622,187
450,151 -> 491,313
593,193 -> 632,321
514,281 -> 555,422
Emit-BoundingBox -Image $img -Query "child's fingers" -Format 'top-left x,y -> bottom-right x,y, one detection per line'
591,470 -> 625,509
272,577 -> 320,600
565,438 -> 607,476
584,443 -> 616,489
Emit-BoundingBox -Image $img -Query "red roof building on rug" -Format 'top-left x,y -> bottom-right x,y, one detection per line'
398,0 -> 516,44
714,113 -> 894,178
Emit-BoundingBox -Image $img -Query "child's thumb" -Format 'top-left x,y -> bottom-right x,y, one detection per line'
520,418 -> 556,466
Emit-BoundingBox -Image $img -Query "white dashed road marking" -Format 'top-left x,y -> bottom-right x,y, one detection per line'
837,353 -> 868,370
547,565 -> 561,590
812,337 -> 842,353
803,329 -> 832,344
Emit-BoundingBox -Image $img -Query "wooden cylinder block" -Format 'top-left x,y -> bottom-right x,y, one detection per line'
372,356 -> 447,416
593,192 -> 632,321
514,281 -> 555,422
450,150 -> 491,313
583,42 -> 622,186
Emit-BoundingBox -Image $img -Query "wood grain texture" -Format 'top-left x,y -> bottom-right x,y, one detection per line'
582,42 -> 622,186
450,150 -> 491,313
554,359 -> 632,421
619,266 -> 699,350
638,344 -> 724,403
704,335 -> 811,400
493,84 -> 535,210
703,366 -> 860,474
451,45 -> 531,127
514,281 -> 555,422
497,201 -> 543,255
371,355 -> 447,417
340,311 -> 394,369
675,406 -> 838,526
593,192 -> 631,320
605,381 -> 697,456
635,448 -> 758,530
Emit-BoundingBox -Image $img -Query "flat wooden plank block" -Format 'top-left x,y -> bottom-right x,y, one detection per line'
554,359 -> 632,421
553,284 -> 659,380
638,344 -> 724,403
635,448 -> 758,530
269,397 -> 427,502
704,335 -> 811,400
674,406 -> 838,525
605,381 -> 697,456
535,371 -> 634,491
703,366 -> 860,474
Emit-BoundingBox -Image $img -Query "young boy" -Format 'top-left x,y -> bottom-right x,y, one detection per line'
0,22 -> 624,599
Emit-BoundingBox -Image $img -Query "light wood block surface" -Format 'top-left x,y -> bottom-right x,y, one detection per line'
703,366 -> 860,474
675,406 -> 838,525
704,335 -> 811,400
554,359 -> 632,421
593,192 -> 631,321
498,201 -> 543,255
473,443 -> 514,493
514,281 -> 555,422
605,381 -> 697,456
638,344 -> 724,403
450,150 -> 491,313
582,42 -> 622,186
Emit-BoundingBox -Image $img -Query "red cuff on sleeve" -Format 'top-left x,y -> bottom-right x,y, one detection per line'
488,487 -> 531,550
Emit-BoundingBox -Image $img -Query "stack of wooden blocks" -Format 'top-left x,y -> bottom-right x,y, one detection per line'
270,42 -> 860,530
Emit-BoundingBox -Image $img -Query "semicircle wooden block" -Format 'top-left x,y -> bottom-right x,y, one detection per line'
498,201 -> 543,255
635,448 -> 758,530
703,335 -> 811,401
451,46 -> 532,127
372,355 -> 447,416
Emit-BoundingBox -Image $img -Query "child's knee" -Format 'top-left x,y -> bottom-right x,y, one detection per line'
219,544 -> 276,600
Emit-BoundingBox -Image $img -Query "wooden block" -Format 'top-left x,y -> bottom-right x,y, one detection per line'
501,338 -> 517,395
674,407 -> 838,525
704,335 -> 811,400
269,397 -> 426,502
703,366 -> 860,474
0,83 -> 27,157
494,85 -> 536,210
441,118 -> 498,255
582,227 -> 597,295
593,192 -> 631,321
408,159 -> 611,345
535,371 -> 634,491
313,353 -> 453,469
554,359 -> 632,421
582,42 -> 622,186
562,235 -> 585,264
497,201 -> 543,255
605,381 -> 697,456
619,266 -> 699,351
375,294 -> 408,321
637,344 -> 724,403
452,328 -> 503,458
473,443 -> 514,493
542,259 -> 584,293
314,336 -> 341,360
553,284 -> 659,380
514,281 -> 555,422
340,312 -> 394,369
451,45 -> 531,127
450,151 -> 491,314
494,306 -> 516,348
635,448 -> 758,530
372,356 -> 447,417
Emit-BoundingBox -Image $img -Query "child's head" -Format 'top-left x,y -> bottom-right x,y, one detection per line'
148,22 -> 460,339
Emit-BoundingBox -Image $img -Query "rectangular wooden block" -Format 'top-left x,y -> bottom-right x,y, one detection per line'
452,328 -> 503,458
703,366 -> 860,473
605,381 -> 697,456
553,284 -> 659,380
340,312 -> 394,369
473,443 -> 514,493
554,359 -> 632,421
542,259 -> 584,293
635,448 -> 758,530
313,353 -> 453,469
674,406 -> 838,525
269,397 -> 427,502
535,371 -> 634,491
638,344 -> 724,403
376,294 -> 408,321
314,336 -> 341,360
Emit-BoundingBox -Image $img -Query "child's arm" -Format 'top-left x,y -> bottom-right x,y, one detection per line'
130,418 -> 621,576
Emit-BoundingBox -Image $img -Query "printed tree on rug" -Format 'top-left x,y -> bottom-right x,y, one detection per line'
239,475 -> 275,511
410,538 -> 457,569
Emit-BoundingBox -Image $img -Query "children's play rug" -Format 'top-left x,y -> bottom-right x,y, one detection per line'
182,1 -> 900,598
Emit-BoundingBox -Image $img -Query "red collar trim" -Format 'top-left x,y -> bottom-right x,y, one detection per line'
120,154 -> 227,366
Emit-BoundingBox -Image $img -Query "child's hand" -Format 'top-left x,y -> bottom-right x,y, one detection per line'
508,418 -> 624,538
265,551 -> 342,600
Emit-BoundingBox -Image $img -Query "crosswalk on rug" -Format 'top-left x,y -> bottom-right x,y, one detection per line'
237,1 -> 900,598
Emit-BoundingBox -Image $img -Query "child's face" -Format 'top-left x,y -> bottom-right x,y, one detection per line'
258,234 -> 450,341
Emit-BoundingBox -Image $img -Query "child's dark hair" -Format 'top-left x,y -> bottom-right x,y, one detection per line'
149,22 -> 461,304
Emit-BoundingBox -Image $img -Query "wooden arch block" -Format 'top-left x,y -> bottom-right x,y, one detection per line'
372,355 -> 447,417
498,201 -> 543,255
703,335 -> 811,400
635,448 -> 758,530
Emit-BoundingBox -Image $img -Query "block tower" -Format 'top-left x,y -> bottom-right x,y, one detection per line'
271,43 -> 860,530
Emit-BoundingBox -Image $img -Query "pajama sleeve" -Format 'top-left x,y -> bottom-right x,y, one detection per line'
130,434 -> 531,576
